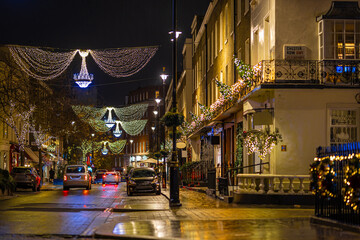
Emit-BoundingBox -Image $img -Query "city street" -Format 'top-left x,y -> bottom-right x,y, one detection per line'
1,183 -> 360,239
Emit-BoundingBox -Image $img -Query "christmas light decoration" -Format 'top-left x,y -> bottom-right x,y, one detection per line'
5,101 -> 35,152
105,108 -> 115,128
73,50 -> 94,88
89,47 -> 158,78
88,119 -> 110,133
30,125 -> 53,148
101,146 -> 109,155
113,121 -> 122,138
71,105 -> 107,120
92,141 -> 104,152
113,103 -> 148,121
8,45 -> 78,81
108,140 -> 127,154
120,119 -> 147,136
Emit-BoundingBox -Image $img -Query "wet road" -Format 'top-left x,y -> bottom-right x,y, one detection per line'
0,183 -> 359,239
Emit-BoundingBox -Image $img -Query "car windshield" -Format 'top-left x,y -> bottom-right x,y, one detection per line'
66,166 -> 85,173
12,168 -> 31,174
132,170 -> 155,178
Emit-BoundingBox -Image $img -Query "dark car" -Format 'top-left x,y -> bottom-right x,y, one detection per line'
11,167 -> 41,192
126,167 -> 161,196
94,169 -> 108,184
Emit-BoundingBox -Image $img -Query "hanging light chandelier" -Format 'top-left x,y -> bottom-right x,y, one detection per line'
113,121 -> 122,137
105,108 -> 115,128
101,142 -> 109,155
73,50 -> 94,88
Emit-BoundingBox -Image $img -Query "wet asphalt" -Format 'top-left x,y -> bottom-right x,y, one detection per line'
0,183 -> 359,239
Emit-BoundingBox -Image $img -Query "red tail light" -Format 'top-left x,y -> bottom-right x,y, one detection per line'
64,175 -> 67,181
103,175 -> 106,178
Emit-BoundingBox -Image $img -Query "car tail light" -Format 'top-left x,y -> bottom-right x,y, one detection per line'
64,175 -> 67,181
103,175 -> 106,178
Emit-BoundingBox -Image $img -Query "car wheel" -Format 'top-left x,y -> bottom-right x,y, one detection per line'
127,186 -> 133,196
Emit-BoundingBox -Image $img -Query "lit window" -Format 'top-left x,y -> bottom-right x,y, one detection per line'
329,109 -> 358,145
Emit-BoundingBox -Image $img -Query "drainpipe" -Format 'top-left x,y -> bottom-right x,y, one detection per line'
233,0 -> 237,85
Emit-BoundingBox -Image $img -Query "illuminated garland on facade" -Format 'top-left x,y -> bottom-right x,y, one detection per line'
108,140 -> 127,154
344,155 -> 360,210
113,103 -> 148,121
89,47 -> 158,77
242,128 -> 282,160
8,45 -> 78,81
183,61 -> 262,135
5,102 -> 35,151
120,120 -> 147,136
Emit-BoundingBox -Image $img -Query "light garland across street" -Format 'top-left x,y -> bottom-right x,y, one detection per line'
108,140 -> 127,154
120,119 -> 147,136
113,103 -> 148,121
87,119 -> 110,133
8,45 -> 158,81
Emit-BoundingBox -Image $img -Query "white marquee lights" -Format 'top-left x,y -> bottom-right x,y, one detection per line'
8,45 -> 158,83
120,119 -> 148,136
73,50 -> 94,88
89,47 -> 158,78
113,103 -> 148,121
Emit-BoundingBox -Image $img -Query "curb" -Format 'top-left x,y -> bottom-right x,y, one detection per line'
310,216 -> 360,233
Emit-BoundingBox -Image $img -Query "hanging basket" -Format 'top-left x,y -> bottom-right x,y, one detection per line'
161,112 -> 184,127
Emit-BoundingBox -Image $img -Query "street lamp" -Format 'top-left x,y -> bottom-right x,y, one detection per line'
160,71 -> 168,189
130,139 -> 134,167
169,0 -> 181,207
155,98 -> 161,105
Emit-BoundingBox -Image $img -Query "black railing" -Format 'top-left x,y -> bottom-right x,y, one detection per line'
314,142 -> 360,226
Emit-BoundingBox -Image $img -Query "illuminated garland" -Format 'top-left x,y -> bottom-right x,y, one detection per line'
120,120 -> 147,136
89,47 -> 158,77
88,119 -> 110,132
310,157 -> 337,198
113,103 -> 148,121
242,128 -> 282,160
9,45 -> 158,81
92,141 -> 104,152
182,61 -> 262,136
80,140 -> 93,155
108,140 -> 127,154
5,102 -> 35,151
71,105 -> 107,120
344,155 -> 360,210
8,45 -> 78,81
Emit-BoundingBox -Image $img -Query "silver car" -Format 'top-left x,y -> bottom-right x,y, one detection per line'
103,171 -> 120,185
63,165 -> 91,190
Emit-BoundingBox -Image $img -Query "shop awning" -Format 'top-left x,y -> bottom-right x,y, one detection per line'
24,147 -> 39,163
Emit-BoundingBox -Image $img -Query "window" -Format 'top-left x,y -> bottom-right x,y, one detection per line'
211,30 -> 214,64
329,109 -> 358,145
320,20 -> 360,60
207,36 -> 210,70
215,20 -> 219,56
225,3 -> 229,41
237,0 -> 242,24
220,11 -> 223,51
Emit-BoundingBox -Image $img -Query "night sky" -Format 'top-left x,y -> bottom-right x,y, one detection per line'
0,0 -> 210,105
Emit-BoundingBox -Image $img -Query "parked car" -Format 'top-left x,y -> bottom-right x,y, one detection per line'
94,169 -> 108,184
11,167 -> 41,192
103,172 -> 120,185
126,167 -> 161,196
63,165 -> 91,190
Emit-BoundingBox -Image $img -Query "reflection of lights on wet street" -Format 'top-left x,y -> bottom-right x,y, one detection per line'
62,190 -> 69,196
83,190 -> 89,195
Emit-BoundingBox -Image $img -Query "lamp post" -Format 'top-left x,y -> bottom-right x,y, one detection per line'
169,0 -> 181,207
160,72 -> 168,189
153,110 -> 159,167
130,139 -> 134,167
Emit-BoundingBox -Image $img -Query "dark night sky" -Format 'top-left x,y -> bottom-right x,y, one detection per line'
0,0 -> 210,106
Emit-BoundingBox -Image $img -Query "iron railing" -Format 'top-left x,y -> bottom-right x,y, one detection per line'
314,142 -> 360,226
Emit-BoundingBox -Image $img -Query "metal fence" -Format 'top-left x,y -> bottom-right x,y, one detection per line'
315,142 -> 360,226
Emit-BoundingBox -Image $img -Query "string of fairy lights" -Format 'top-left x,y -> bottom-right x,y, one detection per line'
72,103 -> 148,137
80,139 -> 127,155
8,45 -> 158,88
